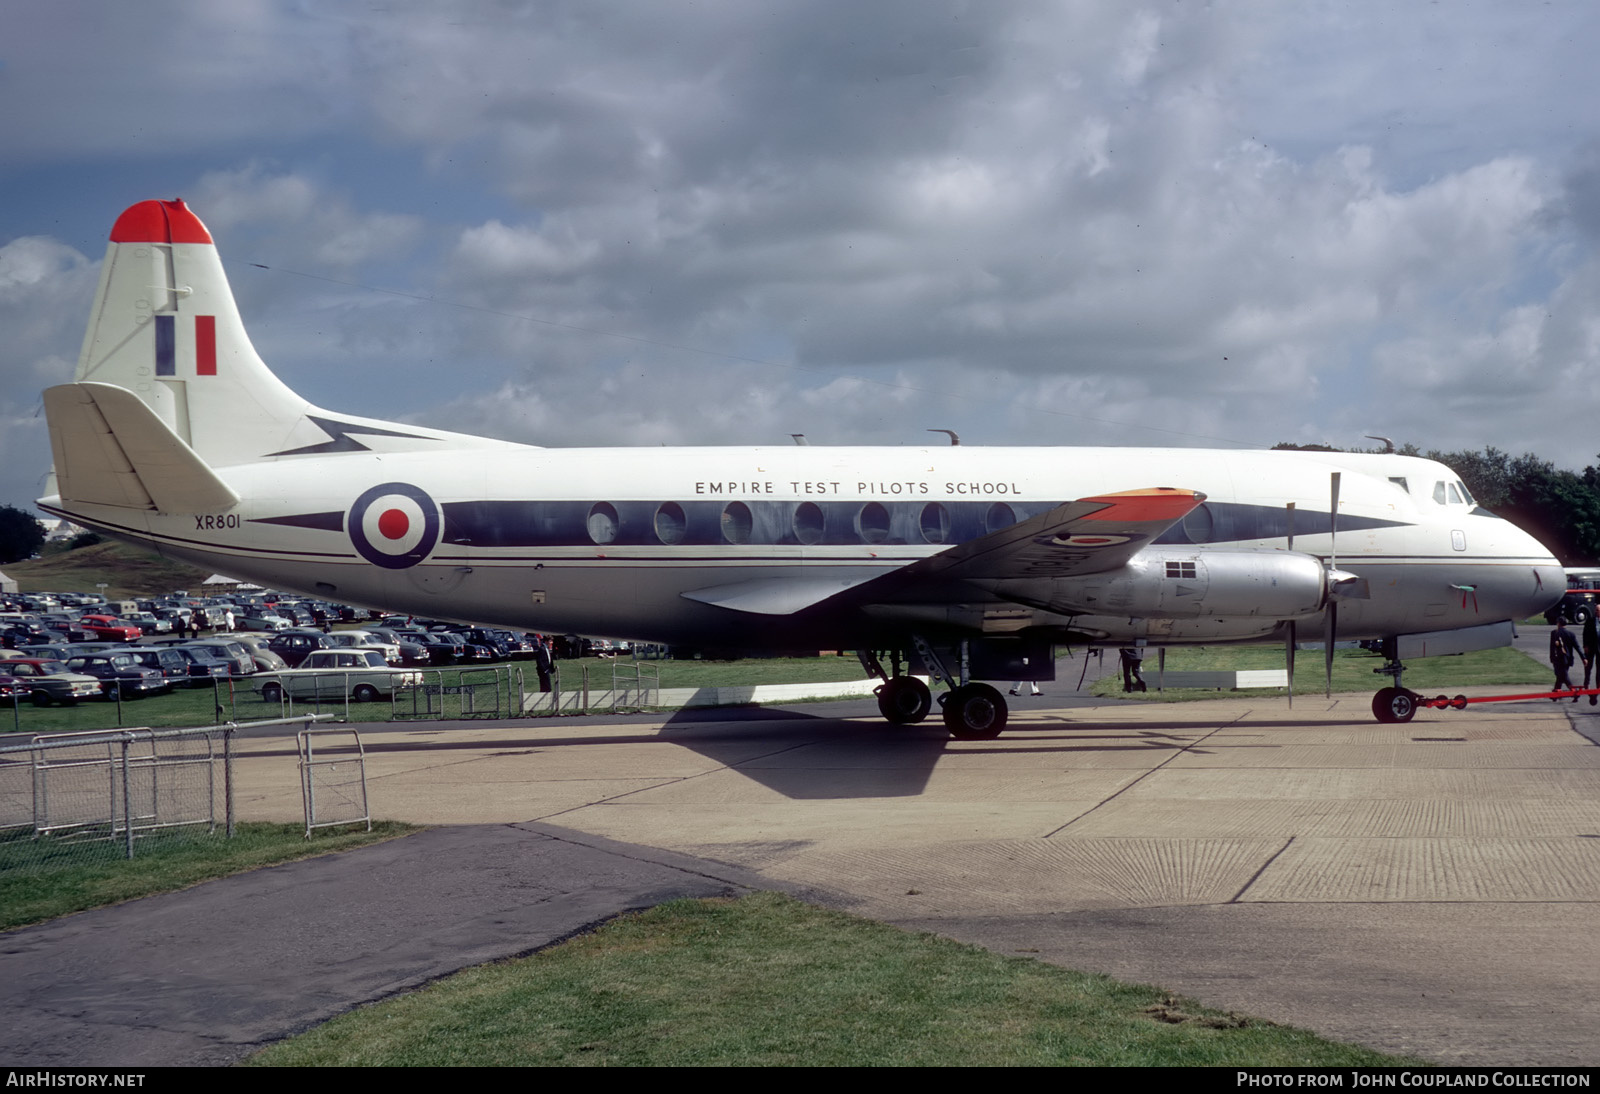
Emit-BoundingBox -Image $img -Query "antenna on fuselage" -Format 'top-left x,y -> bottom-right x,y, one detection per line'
927,429 -> 960,445
790,434 -> 808,445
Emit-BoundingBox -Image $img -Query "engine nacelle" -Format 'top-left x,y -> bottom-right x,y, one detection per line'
1029,547 -> 1328,619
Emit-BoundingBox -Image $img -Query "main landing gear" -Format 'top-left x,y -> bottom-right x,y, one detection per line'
860,643 -> 1011,739
861,650 -> 933,725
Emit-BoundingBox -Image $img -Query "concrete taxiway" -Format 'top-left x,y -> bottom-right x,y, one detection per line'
5,684 -> 1599,1065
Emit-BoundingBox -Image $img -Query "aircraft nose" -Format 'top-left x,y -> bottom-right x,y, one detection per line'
1500,520 -> 1564,617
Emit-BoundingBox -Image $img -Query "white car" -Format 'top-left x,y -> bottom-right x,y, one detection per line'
256,649 -> 421,703
325,630 -> 404,665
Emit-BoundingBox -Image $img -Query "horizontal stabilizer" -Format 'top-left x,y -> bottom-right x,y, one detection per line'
682,574 -> 883,615
43,382 -> 240,513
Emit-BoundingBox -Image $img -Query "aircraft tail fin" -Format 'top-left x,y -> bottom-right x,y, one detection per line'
43,381 -> 240,513
75,200 -> 314,468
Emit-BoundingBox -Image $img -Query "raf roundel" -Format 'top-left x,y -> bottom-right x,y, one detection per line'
348,483 -> 441,569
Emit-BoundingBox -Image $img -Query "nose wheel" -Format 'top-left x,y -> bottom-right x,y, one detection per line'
1372,686 -> 1418,723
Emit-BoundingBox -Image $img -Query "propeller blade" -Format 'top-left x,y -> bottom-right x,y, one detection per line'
1286,501 -> 1295,552
1324,601 -> 1338,698
1329,472 -> 1341,570
1286,620 -> 1295,709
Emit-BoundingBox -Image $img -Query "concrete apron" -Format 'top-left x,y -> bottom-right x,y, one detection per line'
231,690 -> 1600,1067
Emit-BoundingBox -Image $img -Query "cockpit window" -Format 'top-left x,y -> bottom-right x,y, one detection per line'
1433,481 -> 1447,505
1457,481 -> 1475,506
1388,477 -> 1409,494
1447,483 -> 1463,504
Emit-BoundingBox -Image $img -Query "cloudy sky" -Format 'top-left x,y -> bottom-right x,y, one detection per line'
4,0 -> 1600,514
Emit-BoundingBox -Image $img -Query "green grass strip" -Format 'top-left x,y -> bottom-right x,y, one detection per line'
248,891 -> 1423,1067
0,821 -> 413,931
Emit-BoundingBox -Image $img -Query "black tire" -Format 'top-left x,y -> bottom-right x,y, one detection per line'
1575,605 -> 1594,627
876,677 -> 932,725
31,692 -> 51,708
942,683 -> 1007,740
352,683 -> 380,703
261,682 -> 284,703
1372,687 -> 1417,723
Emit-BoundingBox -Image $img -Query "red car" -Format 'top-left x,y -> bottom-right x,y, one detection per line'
78,615 -> 143,642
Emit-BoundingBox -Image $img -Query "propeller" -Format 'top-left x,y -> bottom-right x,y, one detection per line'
1283,476 -> 1371,701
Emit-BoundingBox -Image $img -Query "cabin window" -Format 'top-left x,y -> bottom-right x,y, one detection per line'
856,502 -> 891,544
984,502 -> 1015,534
1181,503 -> 1215,544
919,502 -> 950,544
587,502 -> 619,545
721,502 -> 752,545
793,502 -> 825,545
654,501 -> 687,545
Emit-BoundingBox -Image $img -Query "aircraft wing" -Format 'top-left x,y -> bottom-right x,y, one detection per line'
883,487 -> 1203,583
681,487 -> 1204,616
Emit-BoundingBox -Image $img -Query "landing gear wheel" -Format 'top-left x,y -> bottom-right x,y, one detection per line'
876,676 -> 932,725
942,683 -> 1007,740
1372,687 -> 1417,723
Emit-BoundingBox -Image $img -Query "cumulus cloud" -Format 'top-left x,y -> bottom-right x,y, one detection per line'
5,0 -> 1600,512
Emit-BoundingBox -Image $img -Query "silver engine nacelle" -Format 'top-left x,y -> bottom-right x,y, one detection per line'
1033,547 -> 1329,620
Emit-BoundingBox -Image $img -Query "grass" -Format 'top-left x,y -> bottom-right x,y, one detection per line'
246,891 -> 1423,1067
0,821 -> 413,931
1091,645 -> 1549,701
6,539 -> 212,598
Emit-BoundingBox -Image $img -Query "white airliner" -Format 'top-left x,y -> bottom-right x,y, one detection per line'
36,200 -> 1563,736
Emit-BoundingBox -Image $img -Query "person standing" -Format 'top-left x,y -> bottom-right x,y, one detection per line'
1119,647 -> 1146,692
534,640 -> 554,693
1550,621 -> 1580,699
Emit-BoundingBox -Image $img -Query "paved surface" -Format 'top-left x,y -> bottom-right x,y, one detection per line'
5,652 -> 1600,1066
1,823 -> 769,1066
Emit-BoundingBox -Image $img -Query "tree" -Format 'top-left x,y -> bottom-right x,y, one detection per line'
0,505 -> 45,565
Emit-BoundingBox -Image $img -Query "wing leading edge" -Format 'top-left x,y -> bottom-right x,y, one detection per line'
681,487 -> 1205,616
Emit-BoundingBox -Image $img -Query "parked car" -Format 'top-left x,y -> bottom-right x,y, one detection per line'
266,630 -> 335,668
64,654 -> 171,699
0,674 -> 33,706
4,659 -> 106,706
78,615 -> 144,642
256,649 -> 422,703
163,645 -> 236,685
